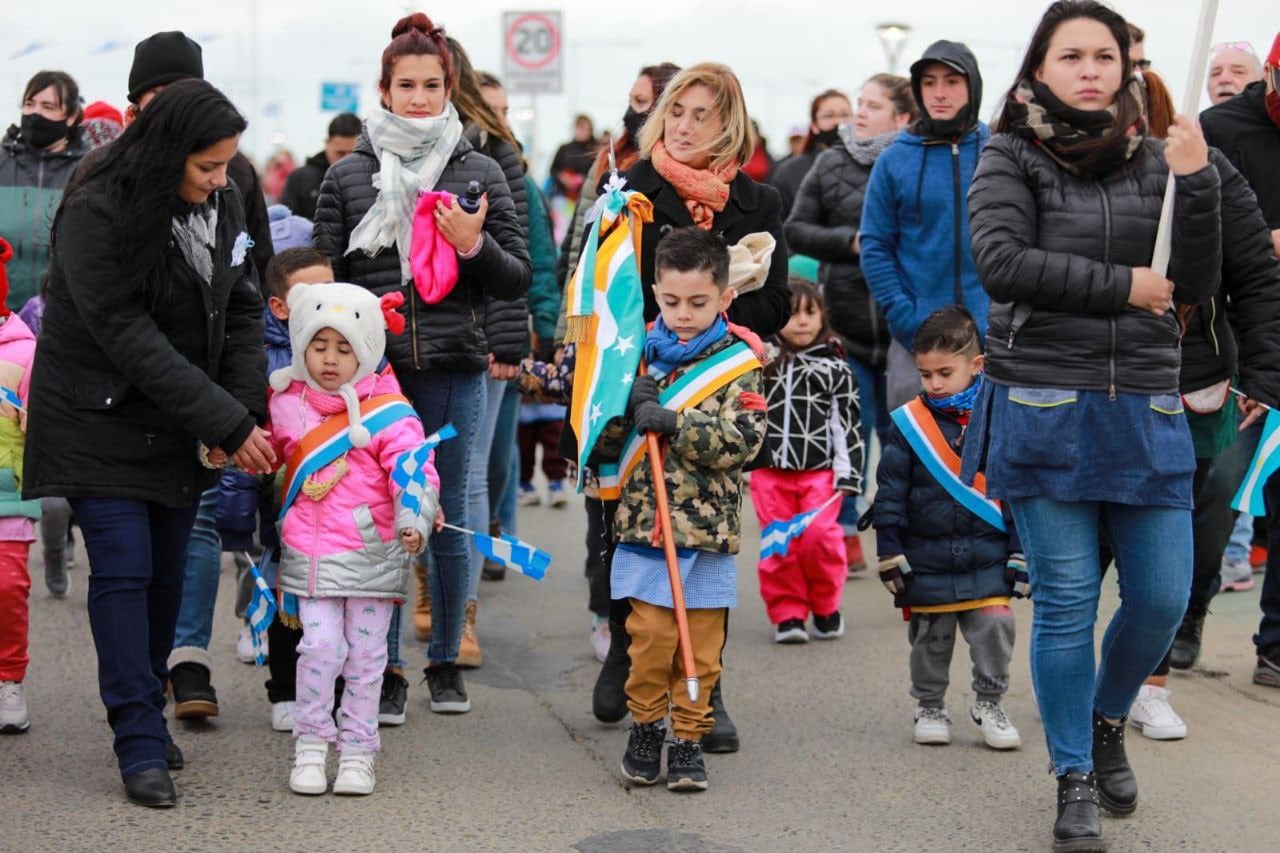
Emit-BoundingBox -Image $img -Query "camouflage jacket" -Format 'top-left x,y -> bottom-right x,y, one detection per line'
597,336 -> 767,554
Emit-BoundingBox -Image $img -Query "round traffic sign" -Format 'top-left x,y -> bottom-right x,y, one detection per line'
504,13 -> 561,71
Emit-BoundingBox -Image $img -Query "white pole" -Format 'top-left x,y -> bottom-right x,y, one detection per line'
1150,0 -> 1219,276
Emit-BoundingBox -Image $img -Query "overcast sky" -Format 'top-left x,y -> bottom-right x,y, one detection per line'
3,0 -> 1273,176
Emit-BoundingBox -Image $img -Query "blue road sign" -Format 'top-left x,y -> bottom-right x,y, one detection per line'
321,82 -> 359,113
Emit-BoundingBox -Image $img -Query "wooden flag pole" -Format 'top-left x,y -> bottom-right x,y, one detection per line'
646,433 -> 700,703
1150,0 -> 1220,276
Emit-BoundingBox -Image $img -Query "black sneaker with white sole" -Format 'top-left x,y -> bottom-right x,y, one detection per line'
774,619 -> 808,644
621,721 -> 665,785
424,664 -> 471,714
666,738 -> 708,791
1254,646 -> 1280,688
378,671 -> 408,725
812,611 -> 845,639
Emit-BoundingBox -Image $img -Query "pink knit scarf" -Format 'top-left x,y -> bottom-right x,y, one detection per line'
650,142 -> 738,231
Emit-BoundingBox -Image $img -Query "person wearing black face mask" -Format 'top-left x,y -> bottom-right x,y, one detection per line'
768,89 -> 852,219
0,70 -> 89,310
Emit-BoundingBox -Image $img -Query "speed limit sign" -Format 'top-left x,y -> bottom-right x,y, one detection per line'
502,10 -> 563,94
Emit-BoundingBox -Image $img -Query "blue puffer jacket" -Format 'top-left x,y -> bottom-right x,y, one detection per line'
859,123 -> 990,348
872,395 -> 1017,608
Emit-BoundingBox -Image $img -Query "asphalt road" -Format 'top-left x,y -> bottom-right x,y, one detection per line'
4,488 -> 1278,852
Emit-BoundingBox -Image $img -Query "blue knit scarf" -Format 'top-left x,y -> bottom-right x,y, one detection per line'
643,314 -> 728,378
925,374 -> 983,415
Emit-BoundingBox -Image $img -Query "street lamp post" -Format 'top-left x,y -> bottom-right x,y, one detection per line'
876,23 -> 913,74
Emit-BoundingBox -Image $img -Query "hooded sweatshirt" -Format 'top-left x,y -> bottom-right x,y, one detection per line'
859,40 -> 990,348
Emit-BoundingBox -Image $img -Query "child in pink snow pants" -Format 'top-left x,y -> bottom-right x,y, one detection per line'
751,279 -> 863,644
266,283 -> 440,796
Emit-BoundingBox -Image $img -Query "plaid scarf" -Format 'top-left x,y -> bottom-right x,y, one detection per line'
348,104 -> 463,282
649,141 -> 738,230
1007,78 -> 1146,178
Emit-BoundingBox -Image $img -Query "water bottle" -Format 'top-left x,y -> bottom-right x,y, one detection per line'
457,181 -> 483,214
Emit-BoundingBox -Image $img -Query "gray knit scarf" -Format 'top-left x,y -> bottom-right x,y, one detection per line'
172,198 -> 218,285
838,125 -> 901,166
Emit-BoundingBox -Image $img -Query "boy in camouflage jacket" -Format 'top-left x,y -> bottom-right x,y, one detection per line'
595,228 -> 767,793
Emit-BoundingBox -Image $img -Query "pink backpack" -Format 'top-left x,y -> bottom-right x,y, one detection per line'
410,190 -> 460,305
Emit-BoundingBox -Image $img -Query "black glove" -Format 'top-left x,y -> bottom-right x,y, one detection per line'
634,401 -> 678,436
1005,553 -> 1030,599
878,555 -> 911,595
627,374 -> 660,418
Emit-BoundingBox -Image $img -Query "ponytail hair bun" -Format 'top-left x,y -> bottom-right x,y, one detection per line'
382,12 -> 454,93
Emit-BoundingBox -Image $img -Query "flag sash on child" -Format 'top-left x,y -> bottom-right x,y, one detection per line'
244,557 -> 277,666
600,341 -> 762,501
564,182 -> 652,491
392,423 -> 457,516
759,492 -> 843,560
279,393 -> 418,518
1232,408 -> 1280,516
443,523 -> 552,581
891,397 -> 1006,532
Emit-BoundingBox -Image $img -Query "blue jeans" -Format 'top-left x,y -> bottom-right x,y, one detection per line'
467,375 -> 508,601
1009,497 -> 1191,776
72,497 -> 198,779
1224,513 -> 1253,565
490,380 -> 520,536
398,369 -> 485,665
839,354 -> 889,528
171,486 -> 222,659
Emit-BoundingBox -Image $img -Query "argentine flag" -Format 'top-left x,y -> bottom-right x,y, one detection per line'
462,527 -> 552,581
0,385 -> 23,410
1233,409 -> 1280,516
760,494 -> 842,560
245,559 -> 277,666
393,424 -> 457,516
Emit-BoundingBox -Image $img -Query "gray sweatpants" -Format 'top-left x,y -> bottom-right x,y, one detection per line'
907,605 -> 1015,708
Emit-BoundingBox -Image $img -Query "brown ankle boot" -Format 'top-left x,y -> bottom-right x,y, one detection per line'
458,600 -> 483,668
412,561 -> 431,642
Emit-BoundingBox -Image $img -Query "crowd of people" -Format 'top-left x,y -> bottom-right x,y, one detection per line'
1,1 -> 1278,849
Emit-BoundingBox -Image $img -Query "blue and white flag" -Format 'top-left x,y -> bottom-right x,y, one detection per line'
759,493 -> 842,561
245,559 -> 277,666
448,524 -> 551,581
1233,409 -> 1280,516
392,424 -> 457,516
0,385 -> 23,410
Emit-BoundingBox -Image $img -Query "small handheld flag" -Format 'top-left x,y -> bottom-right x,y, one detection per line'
759,493 -> 843,560
393,424 -> 457,516
443,523 -> 552,581
1232,408 -> 1280,516
0,385 -> 24,411
243,555 -> 277,666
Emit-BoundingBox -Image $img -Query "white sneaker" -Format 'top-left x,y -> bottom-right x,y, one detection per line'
774,619 -> 809,644
1129,684 -> 1188,740
1220,557 -> 1255,592
970,701 -> 1022,750
548,481 -> 570,508
518,485 -> 541,507
0,681 -> 29,734
271,701 -> 296,732
289,735 -> 329,795
590,618 -> 611,663
333,749 -> 376,795
236,624 -> 260,664
913,706 -> 951,745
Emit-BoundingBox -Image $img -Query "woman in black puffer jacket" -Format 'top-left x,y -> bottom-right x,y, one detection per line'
960,4 -> 1222,848
312,13 -> 530,713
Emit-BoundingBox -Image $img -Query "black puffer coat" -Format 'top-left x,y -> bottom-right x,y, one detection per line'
312,131 -> 531,375
468,125 -> 532,366
969,134 -> 1222,395
24,183 -> 266,507
1201,81 -> 1280,228
785,144 -> 889,365
1178,154 -> 1280,406
873,398 -> 1016,609
279,150 -> 328,221
768,150 -> 817,219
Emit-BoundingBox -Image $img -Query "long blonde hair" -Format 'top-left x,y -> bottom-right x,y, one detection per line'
637,63 -> 755,173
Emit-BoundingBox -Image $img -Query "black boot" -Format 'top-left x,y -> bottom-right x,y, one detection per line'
1092,713 -> 1137,816
1053,772 -> 1106,852
702,680 -> 739,753
164,741 -> 184,771
170,662 -> 218,719
1168,606 -> 1206,670
592,620 -> 631,723
124,767 -> 177,808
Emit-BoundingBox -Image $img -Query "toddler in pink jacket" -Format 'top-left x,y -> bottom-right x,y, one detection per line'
267,282 -> 440,797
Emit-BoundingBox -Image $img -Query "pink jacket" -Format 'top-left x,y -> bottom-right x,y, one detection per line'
268,371 -> 440,601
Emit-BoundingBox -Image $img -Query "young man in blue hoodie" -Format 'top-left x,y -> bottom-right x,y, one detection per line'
860,40 -> 990,409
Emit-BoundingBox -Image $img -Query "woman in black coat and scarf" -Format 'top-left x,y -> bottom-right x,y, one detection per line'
24,79 -> 269,807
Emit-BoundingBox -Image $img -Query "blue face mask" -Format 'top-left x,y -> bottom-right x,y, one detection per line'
926,374 -> 982,413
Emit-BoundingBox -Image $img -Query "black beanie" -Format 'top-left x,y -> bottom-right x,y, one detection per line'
127,31 -> 204,104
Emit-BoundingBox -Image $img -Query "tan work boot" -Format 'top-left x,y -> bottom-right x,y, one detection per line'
457,600 -> 483,668
412,561 -> 431,642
